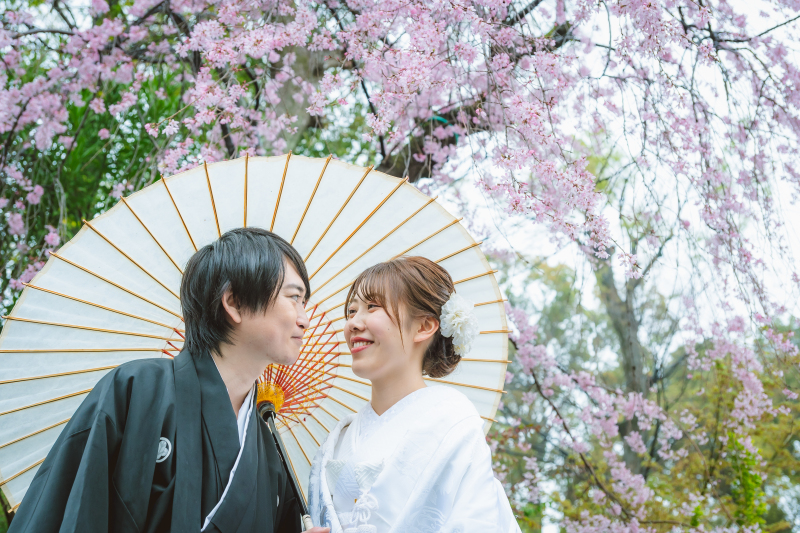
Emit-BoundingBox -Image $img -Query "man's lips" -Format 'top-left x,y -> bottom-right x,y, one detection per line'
350,337 -> 374,354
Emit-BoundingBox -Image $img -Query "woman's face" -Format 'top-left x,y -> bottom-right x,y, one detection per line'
344,294 -> 417,383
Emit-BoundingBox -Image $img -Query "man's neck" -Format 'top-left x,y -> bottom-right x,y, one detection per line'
212,344 -> 267,418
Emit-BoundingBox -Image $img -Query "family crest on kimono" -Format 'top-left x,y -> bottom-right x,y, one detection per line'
308,257 -> 521,533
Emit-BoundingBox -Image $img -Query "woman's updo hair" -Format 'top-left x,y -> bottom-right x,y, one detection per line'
344,256 -> 460,378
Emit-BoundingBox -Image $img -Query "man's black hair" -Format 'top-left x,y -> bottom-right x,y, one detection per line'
180,227 -> 310,357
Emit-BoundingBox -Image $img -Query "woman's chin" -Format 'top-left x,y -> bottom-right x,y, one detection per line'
350,359 -> 378,381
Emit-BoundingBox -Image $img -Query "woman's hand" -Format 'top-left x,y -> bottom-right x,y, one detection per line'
305,528 -> 330,533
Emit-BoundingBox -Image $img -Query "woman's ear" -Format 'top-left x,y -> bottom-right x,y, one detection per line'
221,287 -> 243,325
413,316 -> 439,344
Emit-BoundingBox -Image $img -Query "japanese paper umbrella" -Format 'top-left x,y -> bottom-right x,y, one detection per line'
0,154 -> 509,512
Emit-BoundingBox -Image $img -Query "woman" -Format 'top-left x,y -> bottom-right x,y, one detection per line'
308,256 -> 520,533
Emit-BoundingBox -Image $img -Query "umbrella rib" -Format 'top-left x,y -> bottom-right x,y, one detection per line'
0,348 -> 162,354
423,377 -> 506,394
390,218 -> 463,260
311,402 -> 340,423
475,298 -> 507,307
293,415 -> 321,447
304,328 -> 344,341
321,391 -> 358,413
243,154 -> 249,227
275,432 -> 307,502
23,283 -> 182,332
291,155 -> 332,245
120,197 -> 183,273
0,365 -> 119,385
283,416 -> 311,462
0,389 -> 91,418
307,410 -> 331,432
0,419 -> 69,449
336,358 -> 511,367
50,252 -> 182,319
204,162 -> 221,238
0,458 -> 45,486
2,316 -> 184,342
309,177 -> 408,280
453,270 -> 499,285
309,265 -> 488,324
304,166 -> 373,262
325,371 -> 370,387
311,231 -> 478,314
434,240 -> 484,264
162,177 -> 197,251
310,216 -> 465,311
271,152 -> 292,232
309,196 -> 437,298
83,220 -> 180,300
327,382 -> 370,402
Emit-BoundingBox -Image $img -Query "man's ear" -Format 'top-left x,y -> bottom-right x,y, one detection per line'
221,287 -> 243,325
413,316 -> 439,344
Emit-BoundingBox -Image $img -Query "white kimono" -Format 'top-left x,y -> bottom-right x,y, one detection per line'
308,386 -> 521,533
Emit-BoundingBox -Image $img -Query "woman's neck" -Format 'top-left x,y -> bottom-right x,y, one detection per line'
370,370 -> 426,416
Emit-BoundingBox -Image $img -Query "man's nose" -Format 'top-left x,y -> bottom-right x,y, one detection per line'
298,309 -> 310,329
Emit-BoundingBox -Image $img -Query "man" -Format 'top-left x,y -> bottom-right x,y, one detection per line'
9,228 -> 330,533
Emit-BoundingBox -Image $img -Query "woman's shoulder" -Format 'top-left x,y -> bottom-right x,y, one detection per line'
423,385 -> 480,415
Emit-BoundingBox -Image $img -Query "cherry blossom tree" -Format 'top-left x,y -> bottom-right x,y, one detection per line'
2,0 -> 800,531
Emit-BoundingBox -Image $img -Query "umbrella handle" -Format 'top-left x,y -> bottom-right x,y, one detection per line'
258,401 -> 314,528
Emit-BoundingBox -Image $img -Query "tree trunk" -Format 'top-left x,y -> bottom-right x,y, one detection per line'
594,253 -> 648,474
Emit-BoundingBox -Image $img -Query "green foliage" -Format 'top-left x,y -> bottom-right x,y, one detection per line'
727,431 -> 768,526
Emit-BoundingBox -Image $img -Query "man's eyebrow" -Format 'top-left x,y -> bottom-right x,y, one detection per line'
284,283 -> 306,295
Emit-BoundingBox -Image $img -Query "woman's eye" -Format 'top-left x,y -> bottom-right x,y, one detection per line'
367,304 -> 380,310
291,295 -> 300,302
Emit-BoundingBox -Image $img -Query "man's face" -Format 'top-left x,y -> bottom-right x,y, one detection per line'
236,261 -> 310,366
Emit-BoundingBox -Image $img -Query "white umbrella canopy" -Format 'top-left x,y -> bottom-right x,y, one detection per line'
0,154 -> 509,510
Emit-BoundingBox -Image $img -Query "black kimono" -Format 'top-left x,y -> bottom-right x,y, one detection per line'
8,350 -> 303,533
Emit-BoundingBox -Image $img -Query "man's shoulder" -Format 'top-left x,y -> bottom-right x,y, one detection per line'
92,356 -> 175,402
112,356 -> 175,381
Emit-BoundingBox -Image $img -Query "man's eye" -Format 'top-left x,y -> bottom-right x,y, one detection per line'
291,295 -> 300,301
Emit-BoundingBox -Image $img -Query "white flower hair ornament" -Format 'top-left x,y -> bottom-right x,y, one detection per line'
439,293 -> 480,356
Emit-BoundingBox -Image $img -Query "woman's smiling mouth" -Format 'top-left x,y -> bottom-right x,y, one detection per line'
350,337 -> 374,353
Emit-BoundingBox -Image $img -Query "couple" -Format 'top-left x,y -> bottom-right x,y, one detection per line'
9,228 -> 519,533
